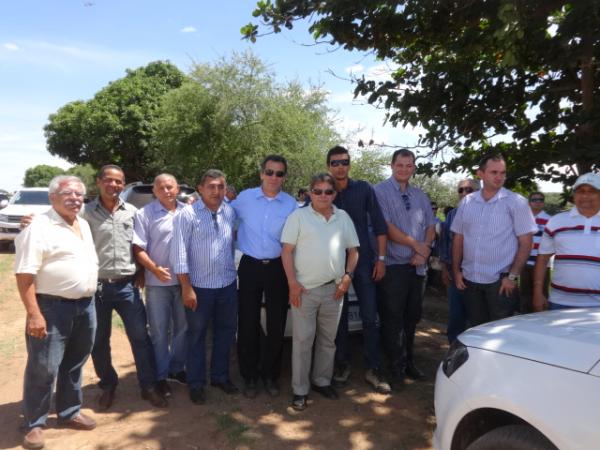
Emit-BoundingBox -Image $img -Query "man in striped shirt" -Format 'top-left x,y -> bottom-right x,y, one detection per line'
170,169 -> 238,405
533,172 -> 600,310
451,154 -> 537,327
519,192 -> 552,313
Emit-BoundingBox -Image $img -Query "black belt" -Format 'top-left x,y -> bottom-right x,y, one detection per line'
98,275 -> 136,284
245,255 -> 281,265
37,293 -> 92,302
321,279 -> 336,287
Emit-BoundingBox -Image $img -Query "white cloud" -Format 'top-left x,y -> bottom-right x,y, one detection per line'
180,26 -> 197,33
3,42 -> 19,51
344,64 -> 363,75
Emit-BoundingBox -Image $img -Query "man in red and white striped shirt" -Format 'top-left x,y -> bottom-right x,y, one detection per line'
519,192 -> 552,313
533,172 -> 600,310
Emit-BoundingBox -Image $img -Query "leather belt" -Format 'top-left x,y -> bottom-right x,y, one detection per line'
98,275 -> 135,284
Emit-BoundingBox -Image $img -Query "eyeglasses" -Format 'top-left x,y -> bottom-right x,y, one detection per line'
401,193 -> 411,211
311,188 -> 335,196
57,190 -> 85,198
457,187 -> 474,194
329,159 -> 350,167
263,169 -> 286,178
530,198 -> 544,203
432,207 -> 438,211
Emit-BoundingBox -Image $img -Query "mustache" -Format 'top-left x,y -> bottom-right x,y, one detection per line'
64,199 -> 82,208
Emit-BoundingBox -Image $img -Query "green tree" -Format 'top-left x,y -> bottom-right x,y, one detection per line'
155,51 -> 339,193
67,164 -> 98,197
245,1 -> 600,188
23,165 -> 65,187
44,61 -> 185,182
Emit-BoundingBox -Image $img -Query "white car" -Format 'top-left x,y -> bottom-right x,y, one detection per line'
0,188 -> 51,246
434,309 -> 600,450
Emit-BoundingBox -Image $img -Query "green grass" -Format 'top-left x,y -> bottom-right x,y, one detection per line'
216,412 -> 253,445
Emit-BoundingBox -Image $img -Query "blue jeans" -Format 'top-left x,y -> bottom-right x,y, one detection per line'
186,282 -> 238,389
335,260 -> 381,369
447,281 -> 467,343
23,295 -> 96,430
145,285 -> 187,380
92,280 -> 157,390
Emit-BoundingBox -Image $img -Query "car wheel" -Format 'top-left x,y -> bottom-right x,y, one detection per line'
468,424 -> 557,450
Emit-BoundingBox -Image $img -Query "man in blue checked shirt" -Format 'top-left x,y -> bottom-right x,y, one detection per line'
170,169 -> 238,405
231,155 -> 297,399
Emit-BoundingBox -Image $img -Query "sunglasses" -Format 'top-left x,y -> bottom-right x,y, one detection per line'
458,187 -> 474,194
311,188 -> 335,196
263,169 -> 286,178
530,198 -> 544,203
329,159 -> 350,167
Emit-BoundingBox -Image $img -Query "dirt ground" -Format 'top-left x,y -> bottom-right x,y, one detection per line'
0,252 -> 450,450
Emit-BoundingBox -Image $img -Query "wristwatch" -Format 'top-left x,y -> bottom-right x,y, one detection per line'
344,271 -> 354,280
507,273 -> 519,282
378,255 -> 386,262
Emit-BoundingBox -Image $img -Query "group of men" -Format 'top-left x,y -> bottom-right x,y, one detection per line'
439,154 -> 600,343
14,146 -> 600,449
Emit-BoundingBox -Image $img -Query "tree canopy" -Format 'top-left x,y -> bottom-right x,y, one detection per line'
244,1 -> 600,188
23,165 -> 65,187
44,61 -> 185,182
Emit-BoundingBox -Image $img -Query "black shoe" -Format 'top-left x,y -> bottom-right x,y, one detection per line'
405,362 -> 425,380
98,388 -> 115,411
332,363 -> 351,384
156,379 -> 172,398
167,370 -> 187,385
389,372 -> 406,391
190,387 -> 206,405
291,394 -> 307,411
243,380 -> 258,399
311,384 -> 339,400
211,380 -> 239,395
141,387 -> 168,408
264,379 -> 280,397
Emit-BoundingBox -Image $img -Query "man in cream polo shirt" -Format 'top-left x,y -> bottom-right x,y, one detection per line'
15,175 -> 98,450
281,173 -> 359,411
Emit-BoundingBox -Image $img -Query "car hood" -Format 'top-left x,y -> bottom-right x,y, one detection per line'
459,309 -> 600,373
1,204 -> 51,216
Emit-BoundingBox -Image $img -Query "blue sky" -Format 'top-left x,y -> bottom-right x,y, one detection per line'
1,0 -> 424,191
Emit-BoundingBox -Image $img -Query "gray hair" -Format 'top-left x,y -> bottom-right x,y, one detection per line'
153,173 -> 178,186
48,175 -> 86,195
458,178 -> 480,191
198,169 -> 226,186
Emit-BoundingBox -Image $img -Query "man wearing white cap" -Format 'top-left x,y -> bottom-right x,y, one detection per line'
533,172 -> 600,310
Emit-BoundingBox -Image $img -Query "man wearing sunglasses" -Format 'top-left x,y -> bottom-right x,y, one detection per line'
281,173 -> 359,411
231,155 -> 297,399
326,146 -> 391,393
374,149 -> 436,388
519,192 -> 552,313
438,179 -> 480,343
451,153 -> 536,327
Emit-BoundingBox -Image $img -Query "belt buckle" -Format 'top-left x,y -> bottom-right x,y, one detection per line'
261,259 -> 270,265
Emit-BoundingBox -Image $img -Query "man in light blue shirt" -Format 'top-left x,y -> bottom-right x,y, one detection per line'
170,169 -> 238,405
231,155 -> 297,398
133,174 -> 187,399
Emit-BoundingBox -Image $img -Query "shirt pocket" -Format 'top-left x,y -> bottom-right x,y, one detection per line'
120,221 -> 134,243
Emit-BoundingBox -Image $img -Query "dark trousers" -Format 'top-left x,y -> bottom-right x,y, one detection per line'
335,259 -> 381,370
23,295 -> 96,430
186,282 -> 238,389
464,278 -> 517,327
237,255 -> 289,383
447,280 -> 467,343
92,280 -> 157,391
519,265 -> 550,313
376,264 -> 424,374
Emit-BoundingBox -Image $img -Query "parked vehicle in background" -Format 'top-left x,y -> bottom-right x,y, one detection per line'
0,188 -> 51,247
119,181 -> 196,208
434,308 -> 600,450
0,192 -> 10,209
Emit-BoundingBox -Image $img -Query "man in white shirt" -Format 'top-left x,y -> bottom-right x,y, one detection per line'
15,176 -> 98,450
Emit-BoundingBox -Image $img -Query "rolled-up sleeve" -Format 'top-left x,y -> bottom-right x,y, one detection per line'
132,209 -> 149,250
14,221 -> 44,275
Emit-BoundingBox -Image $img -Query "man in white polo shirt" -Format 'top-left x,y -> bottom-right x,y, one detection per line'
281,173 -> 359,411
15,175 -> 98,450
533,172 -> 600,310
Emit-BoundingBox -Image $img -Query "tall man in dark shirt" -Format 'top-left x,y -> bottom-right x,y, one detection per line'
327,146 -> 391,393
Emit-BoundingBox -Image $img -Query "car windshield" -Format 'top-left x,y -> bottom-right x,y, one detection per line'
11,190 -> 50,205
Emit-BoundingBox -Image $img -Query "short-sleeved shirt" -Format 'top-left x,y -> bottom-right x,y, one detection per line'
83,198 -> 137,279
539,207 -> 600,307
333,178 -> 387,263
232,187 -> 297,259
527,210 -> 552,266
281,205 -> 359,290
170,199 -> 237,289
14,208 -> 98,299
451,187 -> 537,283
133,199 -> 185,286
374,177 -> 436,275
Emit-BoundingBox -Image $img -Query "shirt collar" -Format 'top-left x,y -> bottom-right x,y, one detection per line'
47,207 -> 76,226
309,203 -> 338,221
256,186 -> 284,202
195,197 -> 224,214
388,176 -> 411,193
475,187 -> 509,203
151,198 -> 184,213
569,206 -> 600,219
92,196 -> 126,212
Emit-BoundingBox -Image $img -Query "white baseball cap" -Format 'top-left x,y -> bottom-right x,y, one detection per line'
573,172 -> 600,191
